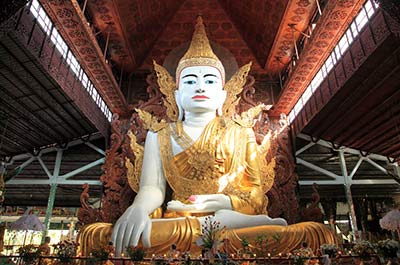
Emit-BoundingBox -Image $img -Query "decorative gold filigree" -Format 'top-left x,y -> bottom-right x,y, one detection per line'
153,61 -> 178,122
187,149 -> 216,181
126,131 -> 144,193
222,62 -> 252,118
257,132 -> 275,193
260,158 -> 275,193
135,108 -> 167,132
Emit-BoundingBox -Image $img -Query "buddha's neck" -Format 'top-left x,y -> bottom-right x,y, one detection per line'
183,112 -> 216,128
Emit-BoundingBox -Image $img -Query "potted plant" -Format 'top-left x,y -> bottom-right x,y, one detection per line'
291,249 -> 311,265
18,244 -> 39,265
91,243 -> 114,261
377,239 -> 399,265
352,240 -> 376,264
320,244 -> 339,258
53,240 -> 79,264
126,246 -> 146,261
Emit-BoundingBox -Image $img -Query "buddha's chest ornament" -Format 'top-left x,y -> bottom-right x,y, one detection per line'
168,119 -> 228,184
187,149 -> 216,181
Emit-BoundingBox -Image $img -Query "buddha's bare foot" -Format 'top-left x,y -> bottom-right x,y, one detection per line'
207,209 -> 287,229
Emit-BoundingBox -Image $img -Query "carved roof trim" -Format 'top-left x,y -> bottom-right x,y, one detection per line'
39,0 -> 128,115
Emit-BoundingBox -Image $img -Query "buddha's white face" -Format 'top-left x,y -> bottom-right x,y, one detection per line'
176,66 -> 226,115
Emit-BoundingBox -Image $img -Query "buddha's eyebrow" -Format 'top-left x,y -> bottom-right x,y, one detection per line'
204,74 -> 218,78
182,74 -> 197,78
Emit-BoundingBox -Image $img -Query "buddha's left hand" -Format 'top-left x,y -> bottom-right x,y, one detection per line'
167,194 -> 232,213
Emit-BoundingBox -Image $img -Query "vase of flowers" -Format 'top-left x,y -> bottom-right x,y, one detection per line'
53,240 -> 79,264
196,216 -> 226,258
377,239 -> 399,265
18,244 -> 39,265
126,246 -> 146,261
320,244 -> 339,258
291,249 -> 311,265
352,240 -> 376,264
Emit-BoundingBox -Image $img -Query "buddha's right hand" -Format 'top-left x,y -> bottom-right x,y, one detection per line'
111,205 -> 152,256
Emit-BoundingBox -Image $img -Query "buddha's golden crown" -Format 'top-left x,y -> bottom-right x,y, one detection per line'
176,16 -> 225,83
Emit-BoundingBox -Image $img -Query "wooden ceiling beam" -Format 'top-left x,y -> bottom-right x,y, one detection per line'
336,89 -> 400,147
351,110 -> 400,152
0,43 -> 85,137
0,83 -> 65,140
367,132 -> 400,155
311,58 -> 400,144
0,109 -> 52,145
390,149 -> 400,160
327,85 -> 399,147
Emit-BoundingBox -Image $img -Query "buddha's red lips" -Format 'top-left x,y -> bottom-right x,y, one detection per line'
192,95 -> 209,99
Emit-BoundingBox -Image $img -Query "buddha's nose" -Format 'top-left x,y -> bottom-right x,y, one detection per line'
195,87 -> 205,93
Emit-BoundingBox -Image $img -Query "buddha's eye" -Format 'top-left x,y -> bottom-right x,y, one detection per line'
205,80 -> 216,84
184,80 -> 196,85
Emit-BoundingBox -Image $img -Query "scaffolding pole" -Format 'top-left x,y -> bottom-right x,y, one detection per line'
339,150 -> 359,241
41,149 -> 62,241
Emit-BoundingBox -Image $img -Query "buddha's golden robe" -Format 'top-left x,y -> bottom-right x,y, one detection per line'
159,117 -> 267,216
78,117 -> 335,256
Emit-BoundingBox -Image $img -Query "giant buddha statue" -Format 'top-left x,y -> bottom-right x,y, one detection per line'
79,17 -> 335,257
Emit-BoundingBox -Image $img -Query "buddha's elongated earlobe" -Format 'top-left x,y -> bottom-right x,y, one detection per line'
217,107 -> 223,117
177,104 -> 184,121
175,90 -> 184,121
217,90 -> 227,117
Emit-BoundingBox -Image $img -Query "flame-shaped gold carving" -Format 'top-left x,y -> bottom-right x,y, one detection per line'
136,108 -> 167,132
153,61 -> 178,122
222,62 -> 252,118
258,131 -> 276,193
233,103 -> 271,127
126,131 -> 144,193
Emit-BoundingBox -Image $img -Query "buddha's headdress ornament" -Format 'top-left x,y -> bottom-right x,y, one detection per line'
176,16 -> 225,85
153,17 -> 252,122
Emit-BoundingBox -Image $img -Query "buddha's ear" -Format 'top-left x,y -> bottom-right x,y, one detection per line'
217,90 -> 227,117
174,90 -> 184,121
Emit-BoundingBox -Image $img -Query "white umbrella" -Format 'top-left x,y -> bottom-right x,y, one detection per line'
9,210 -> 45,246
380,209 -> 400,239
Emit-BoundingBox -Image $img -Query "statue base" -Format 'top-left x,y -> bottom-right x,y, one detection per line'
78,218 -> 335,256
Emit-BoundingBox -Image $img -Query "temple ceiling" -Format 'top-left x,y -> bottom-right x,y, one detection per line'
85,0 -> 317,79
